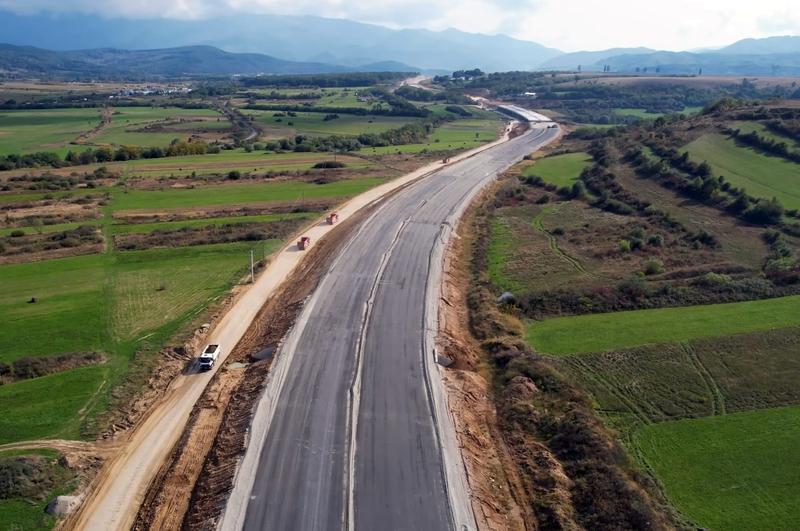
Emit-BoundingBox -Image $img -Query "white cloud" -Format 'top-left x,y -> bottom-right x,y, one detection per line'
511,0 -> 800,51
0,0 -> 798,50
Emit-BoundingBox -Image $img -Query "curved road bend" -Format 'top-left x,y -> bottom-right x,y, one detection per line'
228,124 -> 559,530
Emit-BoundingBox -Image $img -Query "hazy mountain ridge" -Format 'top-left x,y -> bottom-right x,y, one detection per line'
0,43 -> 421,78
539,48 -> 657,70
0,10 -> 797,76
592,50 -> 800,75
0,11 -> 562,72
719,35 -> 800,55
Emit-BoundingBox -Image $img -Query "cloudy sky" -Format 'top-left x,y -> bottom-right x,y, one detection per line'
1,0 -> 798,51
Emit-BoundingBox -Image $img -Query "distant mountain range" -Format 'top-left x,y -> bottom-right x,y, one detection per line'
0,11 -> 561,73
539,48 -> 657,70
0,43 -> 418,78
0,10 -> 798,77
595,50 -> 800,76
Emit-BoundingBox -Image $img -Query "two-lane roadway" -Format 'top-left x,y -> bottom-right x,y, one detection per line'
223,122 -> 559,531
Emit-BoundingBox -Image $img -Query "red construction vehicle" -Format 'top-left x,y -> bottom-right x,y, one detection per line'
326,212 -> 339,225
297,236 -> 311,250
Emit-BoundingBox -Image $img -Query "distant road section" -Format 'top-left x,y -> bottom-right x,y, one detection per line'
223,123 -> 560,531
497,104 -> 554,122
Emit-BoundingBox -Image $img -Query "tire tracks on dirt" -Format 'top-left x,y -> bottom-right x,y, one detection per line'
532,205 -> 590,276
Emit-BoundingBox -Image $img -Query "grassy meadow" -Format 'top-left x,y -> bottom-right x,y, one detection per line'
526,295 -> 800,355
732,121 -> 800,150
359,116 -> 503,154
0,242 -> 281,444
635,405 -> 800,530
614,106 -> 703,119
91,107 -> 225,147
111,177 -> 383,210
245,110 -> 418,138
109,212 -> 314,234
685,133 -> 800,210
523,152 -> 591,187
0,108 -> 102,156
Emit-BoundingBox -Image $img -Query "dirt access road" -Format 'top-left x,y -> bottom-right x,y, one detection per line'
66,119 -> 518,531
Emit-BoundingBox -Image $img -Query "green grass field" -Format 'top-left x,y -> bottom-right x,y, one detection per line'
241,87 -> 375,109
636,405 -> 800,530
110,212 -> 314,234
359,117 -> 503,154
115,150 -> 373,177
245,110 -> 418,138
0,108 -> 102,156
0,365 -> 108,443
0,241 -> 281,444
527,295 -> 800,355
0,253 -> 109,363
685,133 -> 800,209
523,152 -> 590,187
111,177 -> 383,211
487,217 -> 524,294
615,106 -> 704,119
732,121 -> 800,150
91,107 -> 224,147
559,326 -> 800,427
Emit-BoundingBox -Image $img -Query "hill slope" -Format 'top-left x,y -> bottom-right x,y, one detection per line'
720,35 -> 800,55
0,44 -> 385,78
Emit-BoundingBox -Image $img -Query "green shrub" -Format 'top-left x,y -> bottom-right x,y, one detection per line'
644,259 -> 664,275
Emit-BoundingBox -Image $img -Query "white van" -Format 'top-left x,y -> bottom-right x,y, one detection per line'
199,344 -> 221,371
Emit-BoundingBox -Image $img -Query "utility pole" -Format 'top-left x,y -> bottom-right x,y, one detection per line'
250,249 -> 255,283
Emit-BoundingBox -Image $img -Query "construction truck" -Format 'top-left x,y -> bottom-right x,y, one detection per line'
199,344 -> 220,371
327,212 -> 339,225
297,236 -> 311,250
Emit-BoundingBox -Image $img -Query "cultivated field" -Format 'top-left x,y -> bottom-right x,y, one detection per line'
522,151 -> 590,187
244,110 -> 417,138
360,116 -> 503,154
0,108 -> 102,156
90,107 -> 228,147
614,106 -> 703,119
685,133 -> 800,209
636,405 -> 800,530
527,295 -> 800,355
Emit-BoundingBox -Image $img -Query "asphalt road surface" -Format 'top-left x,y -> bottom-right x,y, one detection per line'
235,124 -> 559,530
